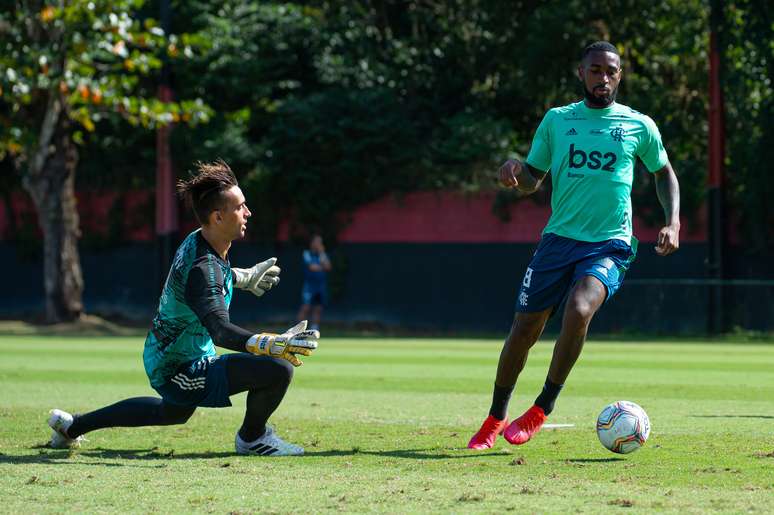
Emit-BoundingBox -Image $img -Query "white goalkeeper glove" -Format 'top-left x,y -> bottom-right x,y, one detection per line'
232,257 -> 281,298
245,320 -> 319,367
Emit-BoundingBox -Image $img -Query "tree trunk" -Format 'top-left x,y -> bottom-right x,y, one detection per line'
20,91 -> 83,323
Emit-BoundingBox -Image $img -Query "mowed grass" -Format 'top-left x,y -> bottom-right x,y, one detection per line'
1,335 -> 773,513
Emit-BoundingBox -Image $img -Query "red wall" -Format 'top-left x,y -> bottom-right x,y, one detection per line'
279,191 -> 708,243
2,189 -> 708,243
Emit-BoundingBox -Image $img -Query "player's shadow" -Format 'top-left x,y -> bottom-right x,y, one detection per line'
75,447 -> 236,460
1,450 -> 167,468
691,415 -> 774,419
10,445 -> 525,463
566,457 -> 626,463
304,448 -> 512,460
1,445 -> 237,467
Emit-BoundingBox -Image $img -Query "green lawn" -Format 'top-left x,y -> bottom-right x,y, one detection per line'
1,335 -> 773,513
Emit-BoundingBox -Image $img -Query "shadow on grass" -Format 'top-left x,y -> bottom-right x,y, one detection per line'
0,451 -> 166,468
77,447 -> 236,460
304,448 -> 512,459
0,445 -> 234,467
691,415 -> 774,419
5,445 -> 511,465
566,457 -> 626,463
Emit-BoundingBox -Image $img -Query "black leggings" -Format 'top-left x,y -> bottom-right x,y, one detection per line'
68,354 -> 293,442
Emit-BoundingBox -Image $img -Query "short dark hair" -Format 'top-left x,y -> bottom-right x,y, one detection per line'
176,159 -> 238,225
581,41 -> 620,61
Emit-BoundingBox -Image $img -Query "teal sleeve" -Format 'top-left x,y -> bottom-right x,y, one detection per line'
637,116 -> 669,173
525,110 -> 554,173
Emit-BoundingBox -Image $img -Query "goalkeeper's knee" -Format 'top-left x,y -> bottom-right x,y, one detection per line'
269,357 -> 294,387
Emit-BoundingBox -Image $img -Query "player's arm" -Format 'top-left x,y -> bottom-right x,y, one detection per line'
498,160 -> 547,194
185,257 -> 255,352
319,252 -> 332,272
653,161 -> 681,256
500,110 -> 552,194
185,257 -> 319,365
304,250 -> 323,272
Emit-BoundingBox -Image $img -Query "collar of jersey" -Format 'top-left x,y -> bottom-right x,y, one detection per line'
195,229 -> 230,266
578,100 -> 618,116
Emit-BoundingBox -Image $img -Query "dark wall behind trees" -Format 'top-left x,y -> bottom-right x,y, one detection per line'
24,0 -> 773,253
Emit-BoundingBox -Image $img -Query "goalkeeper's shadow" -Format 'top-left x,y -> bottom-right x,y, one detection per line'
303,448 -> 511,460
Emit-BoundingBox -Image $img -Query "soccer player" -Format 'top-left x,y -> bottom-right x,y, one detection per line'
468,41 -> 680,449
47,160 -> 320,456
296,234 -> 332,331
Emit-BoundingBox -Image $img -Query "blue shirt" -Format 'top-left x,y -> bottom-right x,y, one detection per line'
303,250 -> 328,288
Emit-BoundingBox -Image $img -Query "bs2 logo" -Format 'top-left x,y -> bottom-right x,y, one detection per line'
568,144 -> 617,172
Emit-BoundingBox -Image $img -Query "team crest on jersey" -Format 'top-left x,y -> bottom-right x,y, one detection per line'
610,126 -> 626,141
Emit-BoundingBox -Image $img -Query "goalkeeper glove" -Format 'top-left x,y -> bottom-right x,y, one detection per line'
232,257 -> 281,298
246,320 -> 319,367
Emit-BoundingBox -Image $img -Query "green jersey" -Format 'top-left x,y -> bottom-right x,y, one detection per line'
526,100 -> 668,244
143,229 -> 234,387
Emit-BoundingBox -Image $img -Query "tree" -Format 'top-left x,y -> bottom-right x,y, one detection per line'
721,0 -> 774,251
0,0 -> 210,322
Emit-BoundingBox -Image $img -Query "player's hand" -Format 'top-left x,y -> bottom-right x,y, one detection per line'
655,224 -> 680,256
498,159 -> 522,188
246,321 -> 319,367
232,257 -> 281,297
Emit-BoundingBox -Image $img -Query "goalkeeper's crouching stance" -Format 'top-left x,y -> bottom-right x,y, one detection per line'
47,160 -> 319,457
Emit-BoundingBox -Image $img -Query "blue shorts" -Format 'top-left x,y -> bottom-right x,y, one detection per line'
154,354 -> 232,408
516,233 -> 637,313
301,283 -> 328,306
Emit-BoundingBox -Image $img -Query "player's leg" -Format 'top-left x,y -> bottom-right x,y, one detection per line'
297,303 -> 311,322
227,353 -> 294,441
503,276 -> 608,445
310,303 -> 322,331
308,289 -> 326,331
468,309 -> 551,449
225,353 -> 303,456
48,399 -> 195,448
506,240 -> 635,445
536,240 -> 636,418
49,354 -> 240,448
495,309 -> 553,392
491,309 -> 552,420
547,275 -> 606,386
297,283 -> 312,322
469,235 -> 578,450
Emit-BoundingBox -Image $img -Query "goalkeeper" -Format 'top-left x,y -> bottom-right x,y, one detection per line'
47,160 -> 319,457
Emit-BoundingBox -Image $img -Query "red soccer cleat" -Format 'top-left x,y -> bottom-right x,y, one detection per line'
503,405 -> 546,445
467,415 -> 509,450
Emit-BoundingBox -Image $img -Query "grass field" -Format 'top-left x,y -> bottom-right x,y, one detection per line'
1,335 -> 773,513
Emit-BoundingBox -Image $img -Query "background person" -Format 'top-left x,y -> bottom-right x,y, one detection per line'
297,234 -> 332,331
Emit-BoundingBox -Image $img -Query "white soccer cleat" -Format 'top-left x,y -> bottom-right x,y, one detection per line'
235,426 -> 304,456
47,409 -> 83,449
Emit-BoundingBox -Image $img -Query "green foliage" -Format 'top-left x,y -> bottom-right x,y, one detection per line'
244,87 -> 420,240
3,0 -> 772,249
227,0 -> 719,240
721,0 -> 774,250
0,0 -> 212,167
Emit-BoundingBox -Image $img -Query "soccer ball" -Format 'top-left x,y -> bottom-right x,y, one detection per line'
596,400 -> 650,454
